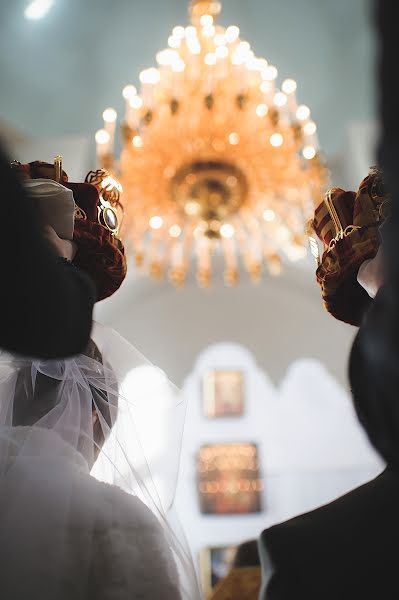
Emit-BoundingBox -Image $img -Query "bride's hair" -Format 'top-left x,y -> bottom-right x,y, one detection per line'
12,339 -> 114,451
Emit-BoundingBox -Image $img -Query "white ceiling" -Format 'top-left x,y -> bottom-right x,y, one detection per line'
0,0 -> 375,159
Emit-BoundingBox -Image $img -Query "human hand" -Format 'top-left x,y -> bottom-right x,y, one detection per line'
43,224 -> 77,261
357,246 -> 384,299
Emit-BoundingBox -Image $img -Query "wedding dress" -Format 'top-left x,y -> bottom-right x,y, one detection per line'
0,323 -> 200,600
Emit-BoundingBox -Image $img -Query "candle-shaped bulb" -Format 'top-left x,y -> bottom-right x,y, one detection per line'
282,79 -> 297,94
102,108 -> 117,123
122,85 -> 137,99
139,67 -> 161,85
95,129 -> 110,145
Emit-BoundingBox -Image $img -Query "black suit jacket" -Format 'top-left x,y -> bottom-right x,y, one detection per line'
259,468 -> 399,600
0,145 -> 94,358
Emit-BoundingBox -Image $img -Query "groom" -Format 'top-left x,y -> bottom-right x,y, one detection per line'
259,3 -> 399,597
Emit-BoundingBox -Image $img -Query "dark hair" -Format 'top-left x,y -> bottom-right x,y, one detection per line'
349,285 -> 399,466
13,339 -> 115,450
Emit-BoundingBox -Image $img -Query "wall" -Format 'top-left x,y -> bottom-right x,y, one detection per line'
95,259 -> 355,388
174,342 -> 383,577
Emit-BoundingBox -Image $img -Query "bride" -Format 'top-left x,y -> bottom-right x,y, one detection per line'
0,322 -> 200,599
0,160 -> 200,599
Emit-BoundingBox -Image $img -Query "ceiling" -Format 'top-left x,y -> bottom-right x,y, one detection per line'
0,0 -> 375,158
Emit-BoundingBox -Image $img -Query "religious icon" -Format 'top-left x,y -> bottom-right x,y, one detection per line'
200,545 -> 237,596
202,370 -> 244,417
197,443 -> 262,514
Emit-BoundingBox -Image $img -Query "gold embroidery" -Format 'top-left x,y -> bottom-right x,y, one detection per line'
327,225 -> 361,252
74,205 -> 87,220
324,188 -> 344,236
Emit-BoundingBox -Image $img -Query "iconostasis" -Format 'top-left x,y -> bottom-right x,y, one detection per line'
174,342 -> 383,594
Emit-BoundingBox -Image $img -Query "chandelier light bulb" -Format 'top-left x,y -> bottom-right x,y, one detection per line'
228,132 -> 240,145
215,45 -> 229,59
262,65 -> 278,81
122,85 -> 137,99
273,92 -> 288,107
270,133 -> 283,147
129,95 -> 143,109
132,135 -> 143,148
304,121 -> 317,135
257,58 -> 268,70
173,25 -> 185,38
260,81 -> 272,94
169,225 -> 182,238
156,49 -> 179,66
225,25 -> 240,43
236,41 -> 250,55
187,39 -> 201,54
139,68 -> 161,85
185,25 -> 197,38
168,36 -> 181,48
202,24 -> 216,37
185,201 -> 200,216
303,145 -> 316,160
246,57 -> 263,71
205,52 -> 217,66
256,103 -> 268,117
231,52 -> 245,66
263,209 -> 276,222
95,129 -> 110,145
200,14 -> 214,27
296,104 -> 311,121
149,216 -> 164,229
220,223 -> 235,238
102,108 -> 117,123
172,59 -> 186,72
282,78 -> 297,94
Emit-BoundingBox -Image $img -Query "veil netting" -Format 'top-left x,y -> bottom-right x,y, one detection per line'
0,322 -> 200,600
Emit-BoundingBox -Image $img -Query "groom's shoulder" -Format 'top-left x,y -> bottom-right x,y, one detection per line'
262,468 -> 397,554
260,469 -> 399,580
259,470 -> 399,599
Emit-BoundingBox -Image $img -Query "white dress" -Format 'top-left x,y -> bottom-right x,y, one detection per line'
0,427 -> 182,600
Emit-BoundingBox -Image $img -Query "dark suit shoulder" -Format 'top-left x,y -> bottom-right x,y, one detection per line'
260,469 -> 399,599
264,468 -> 399,552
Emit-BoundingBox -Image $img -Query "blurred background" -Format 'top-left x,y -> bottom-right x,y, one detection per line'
0,0 -> 382,591
1,0 -> 376,185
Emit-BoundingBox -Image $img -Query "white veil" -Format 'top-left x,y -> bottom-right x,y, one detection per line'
0,322 -> 200,600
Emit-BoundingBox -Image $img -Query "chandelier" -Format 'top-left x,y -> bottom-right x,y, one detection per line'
95,0 -> 328,287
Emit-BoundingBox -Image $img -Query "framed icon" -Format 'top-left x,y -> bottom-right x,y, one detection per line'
203,370 -> 244,417
200,545 -> 237,596
198,442 -> 262,514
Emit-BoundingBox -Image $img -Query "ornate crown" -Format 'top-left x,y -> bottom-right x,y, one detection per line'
308,167 -> 387,325
11,157 -> 127,301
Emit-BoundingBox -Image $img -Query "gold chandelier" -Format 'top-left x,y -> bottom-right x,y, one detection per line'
95,0 -> 328,287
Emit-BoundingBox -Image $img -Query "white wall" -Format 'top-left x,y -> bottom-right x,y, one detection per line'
330,120 -> 378,190
95,259 -> 355,388
0,122 -> 92,182
175,343 -> 383,570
